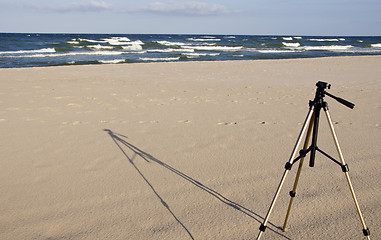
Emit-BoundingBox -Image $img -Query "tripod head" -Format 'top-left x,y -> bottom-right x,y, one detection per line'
314,81 -> 355,109
309,81 -> 355,168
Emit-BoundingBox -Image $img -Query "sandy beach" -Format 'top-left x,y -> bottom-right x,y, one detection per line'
1,56 -> 380,239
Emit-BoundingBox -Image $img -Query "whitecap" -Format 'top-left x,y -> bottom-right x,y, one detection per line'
87,45 -> 114,50
309,38 -> 340,42
181,52 -> 220,58
148,48 -> 194,53
78,38 -> 105,43
155,41 -> 187,46
109,37 -> 131,42
67,40 -> 80,45
122,44 -> 143,51
302,45 -> 353,51
283,37 -> 293,41
181,45 -> 243,51
100,37 -> 141,46
257,49 -> 300,53
282,42 -> 301,48
371,43 -> 381,47
99,59 -> 125,64
187,37 -> 221,42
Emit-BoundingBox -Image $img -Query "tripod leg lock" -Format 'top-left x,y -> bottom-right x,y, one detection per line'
341,163 -> 349,172
363,228 -> 370,236
259,224 -> 267,232
289,191 -> 296,198
285,162 -> 293,170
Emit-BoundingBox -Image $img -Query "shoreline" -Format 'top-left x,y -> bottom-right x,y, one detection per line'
1,55 -> 381,70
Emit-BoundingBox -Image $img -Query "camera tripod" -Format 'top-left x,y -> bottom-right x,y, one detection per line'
256,82 -> 370,239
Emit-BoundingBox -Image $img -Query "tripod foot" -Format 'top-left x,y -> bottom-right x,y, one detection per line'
259,224 -> 267,232
363,228 -> 370,237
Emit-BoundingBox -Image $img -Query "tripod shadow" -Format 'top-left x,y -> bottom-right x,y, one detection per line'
104,129 -> 290,239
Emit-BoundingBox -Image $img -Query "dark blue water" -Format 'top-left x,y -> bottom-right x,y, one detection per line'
1,33 -> 381,68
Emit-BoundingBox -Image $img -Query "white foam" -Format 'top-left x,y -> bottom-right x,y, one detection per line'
129,40 -> 144,45
371,43 -> 381,47
122,44 -> 143,51
78,37 -> 134,45
87,45 -> 114,50
282,42 -> 301,48
155,41 -> 187,46
181,45 -> 243,51
78,38 -> 105,43
181,52 -> 220,58
256,49 -> 299,53
148,48 -> 194,53
294,37 -> 302,40
302,45 -> 353,51
139,57 -> 180,61
84,37 -> 141,46
309,38 -> 340,42
67,40 -> 80,45
0,48 -> 56,55
283,37 -> 293,41
105,40 -> 130,45
108,37 -> 131,42
99,59 -> 125,64
187,37 -> 221,42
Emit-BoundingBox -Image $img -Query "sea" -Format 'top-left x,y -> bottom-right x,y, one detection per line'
1,33 -> 381,68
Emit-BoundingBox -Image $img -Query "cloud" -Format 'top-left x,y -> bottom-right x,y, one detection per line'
23,1 -> 235,16
139,1 -> 232,16
57,1 -> 113,12
25,1 -> 113,13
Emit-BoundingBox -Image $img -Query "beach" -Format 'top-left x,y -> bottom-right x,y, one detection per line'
1,56 -> 380,239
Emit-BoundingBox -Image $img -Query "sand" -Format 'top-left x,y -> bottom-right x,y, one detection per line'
1,56 -> 380,239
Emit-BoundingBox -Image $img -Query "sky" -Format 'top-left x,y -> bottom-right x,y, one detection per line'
1,0 -> 380,36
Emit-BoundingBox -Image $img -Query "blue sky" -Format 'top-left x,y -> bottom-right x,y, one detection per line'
1,0 -> 380,35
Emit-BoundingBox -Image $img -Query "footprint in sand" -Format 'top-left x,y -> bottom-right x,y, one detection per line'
67,103 -> 83,108
218,122 -> 237,126
139,120 -> 159,124
177,120 -> 191,123
61,121 -> 82,125
55,96 -> 71,100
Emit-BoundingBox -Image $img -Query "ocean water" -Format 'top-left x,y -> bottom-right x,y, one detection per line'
1,33 -> 381,68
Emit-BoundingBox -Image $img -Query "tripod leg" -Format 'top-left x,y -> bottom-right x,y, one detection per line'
324,109 -> 370,239
256,108 -> 314,240
282,115 -> 314,231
